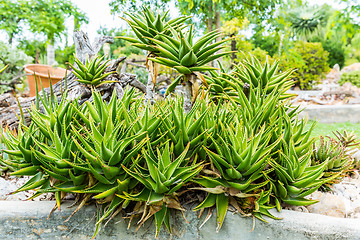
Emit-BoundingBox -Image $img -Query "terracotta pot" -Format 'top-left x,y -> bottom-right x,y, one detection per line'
24,64 -> 70,97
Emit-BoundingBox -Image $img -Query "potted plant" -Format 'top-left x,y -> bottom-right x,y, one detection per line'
24,64 -> 69,96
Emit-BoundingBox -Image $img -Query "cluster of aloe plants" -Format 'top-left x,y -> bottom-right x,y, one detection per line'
0,53 -> 343,238
1,7 -> 356,240
311,130 -> 359,191
119,7 -> 232,112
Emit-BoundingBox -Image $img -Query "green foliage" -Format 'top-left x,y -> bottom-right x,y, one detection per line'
252,34 -> 280,57
321,39 -> 345,68
345,32 -> 360,65
234,38 -> 273,65
55,45 -> 76,68
339,70 -> 360,88
277,41 -> 330,89
312,130 -> 359,191
97,27 -> 144,58
0,41 -> 33,93
0,0 -> 88,44
70,56 -> 115,87
18,39 -> 46,64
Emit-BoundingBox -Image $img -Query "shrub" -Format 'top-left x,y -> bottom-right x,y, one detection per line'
252,33 -> 280,57
277,41 -> 330,89
339,70 -> 360,88
235,39 -> 273,64
0,41 -> 33,94
321,39 -> 345,69
345,32 -> 360,65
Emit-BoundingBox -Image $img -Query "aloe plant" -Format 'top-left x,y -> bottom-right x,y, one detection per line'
119,8 -> 232,112
118,7 -> 189,104
311,131 -> 358,191
120,142 -> 202,237
147,26 -> 232,112
70,55 -> 115,87
193,119 -> 282,230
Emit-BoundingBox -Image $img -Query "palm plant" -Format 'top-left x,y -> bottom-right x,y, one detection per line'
287,7 -> 327,41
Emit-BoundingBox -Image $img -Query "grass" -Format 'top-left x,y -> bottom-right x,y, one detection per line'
307,121 -> 360,139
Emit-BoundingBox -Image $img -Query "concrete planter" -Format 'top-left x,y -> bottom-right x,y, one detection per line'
0,201 -> 359,240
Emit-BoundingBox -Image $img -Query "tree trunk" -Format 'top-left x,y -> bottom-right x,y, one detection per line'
230,33 -> 237,63
8,33 -> 13,45
145,72 -> 155,105
207,1 -> 213,33
0,30 -> 146,130
214,4 -> 222,67
183,74 -> 195,114
47,43 -> 55,66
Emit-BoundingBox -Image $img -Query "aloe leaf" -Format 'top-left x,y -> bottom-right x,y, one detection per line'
216,194 -> 229,232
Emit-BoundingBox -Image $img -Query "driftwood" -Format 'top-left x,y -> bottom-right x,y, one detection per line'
0,30 -> 146,129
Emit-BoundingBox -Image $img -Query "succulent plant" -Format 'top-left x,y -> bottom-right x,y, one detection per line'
121,142 -> 203,237
311,132 -> 357,190
119,8 -> 232,111
117,7 -> 189,53
0,53 -> 337,238
205,56 -> 295,103
193,120 -> 282,229
147,26 -> 231,75
69,55 -> 115,87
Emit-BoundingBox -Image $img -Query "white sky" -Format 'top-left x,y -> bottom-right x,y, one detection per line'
68,0 -> 345,44
67,0 -> 120,42
66,0 -> 178,45
0,0 -> 347,47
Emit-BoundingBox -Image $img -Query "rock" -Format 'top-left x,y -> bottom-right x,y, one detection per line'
352,201 -> 360,212
324,66 -> 341,84
306,191 -> 347,218
341,62 -> 360,73
0,177 -> 28,200
0,178 -> 16,200
343,185 -> 359,200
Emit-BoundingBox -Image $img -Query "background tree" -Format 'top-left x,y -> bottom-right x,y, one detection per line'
0,0 -> 88,65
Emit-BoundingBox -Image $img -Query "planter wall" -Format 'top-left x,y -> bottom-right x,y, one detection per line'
298,104 -> 360,123
24,64 -> 70,97
0,201 -> 359,240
